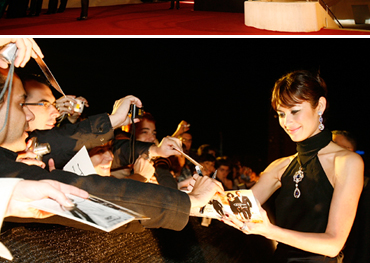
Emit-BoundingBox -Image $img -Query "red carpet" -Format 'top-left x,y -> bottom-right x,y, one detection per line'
1,1 -> 370,35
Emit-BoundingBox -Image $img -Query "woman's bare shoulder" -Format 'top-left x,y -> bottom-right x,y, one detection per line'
262,154 -> 297,180
325,142 -> 363,163
267,154 -> 296,170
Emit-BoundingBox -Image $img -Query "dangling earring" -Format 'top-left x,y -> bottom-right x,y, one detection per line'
318,111 -> 324,131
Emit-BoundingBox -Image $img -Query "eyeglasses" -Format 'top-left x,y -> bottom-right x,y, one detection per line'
20,101 -> 56,108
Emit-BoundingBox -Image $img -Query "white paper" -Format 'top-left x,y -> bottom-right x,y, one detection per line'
63,146 -> 97,176
29,194 -> 149,232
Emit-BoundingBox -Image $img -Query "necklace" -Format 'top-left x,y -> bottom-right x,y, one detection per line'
293,153 -> 318,198
293,167 -> 304,198
292,129 -> 332,199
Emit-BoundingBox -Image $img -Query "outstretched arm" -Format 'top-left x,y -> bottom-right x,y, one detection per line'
223,152 -> 364,258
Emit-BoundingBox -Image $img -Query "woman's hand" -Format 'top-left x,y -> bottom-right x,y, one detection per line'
221,201 -> 271,237
6,180 -> 89,219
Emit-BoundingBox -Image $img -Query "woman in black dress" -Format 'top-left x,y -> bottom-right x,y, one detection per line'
222,70 -> 364,263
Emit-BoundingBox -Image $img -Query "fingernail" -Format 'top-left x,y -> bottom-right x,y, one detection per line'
64,200 -> 75,207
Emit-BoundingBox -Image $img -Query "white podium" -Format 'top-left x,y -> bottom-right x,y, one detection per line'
244,1 -> 340,32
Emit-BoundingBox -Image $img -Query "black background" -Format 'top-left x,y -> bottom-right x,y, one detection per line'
16,38 -> 370,170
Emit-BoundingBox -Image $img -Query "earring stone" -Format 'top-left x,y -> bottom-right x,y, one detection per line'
318,111 -> 324,131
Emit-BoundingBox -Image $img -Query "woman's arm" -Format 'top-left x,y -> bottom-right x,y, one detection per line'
234,151 -> 364,258
251,156 -> 291,205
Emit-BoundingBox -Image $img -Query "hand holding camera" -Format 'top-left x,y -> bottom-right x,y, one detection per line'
16,137 -> 51,168
55,95 -> 87,123
110,95 -> 143,129
0,39 -> 44,69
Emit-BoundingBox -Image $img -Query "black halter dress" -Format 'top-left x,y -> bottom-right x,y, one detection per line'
273,129 -> 342,263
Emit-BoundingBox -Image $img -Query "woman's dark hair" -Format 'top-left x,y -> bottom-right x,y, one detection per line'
271,70 -> 328,111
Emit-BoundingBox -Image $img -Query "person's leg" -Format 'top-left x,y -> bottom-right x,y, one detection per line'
57,0 -> 67,13
35,0 -> 43,15
46,0 -> 58,14
77,0 -> 88,20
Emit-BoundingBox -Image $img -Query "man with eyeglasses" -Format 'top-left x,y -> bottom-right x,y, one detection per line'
22,75 -> 61,131
21,74 -> 87,131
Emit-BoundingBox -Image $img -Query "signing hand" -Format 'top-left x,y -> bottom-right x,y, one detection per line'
188,173 -> 224,213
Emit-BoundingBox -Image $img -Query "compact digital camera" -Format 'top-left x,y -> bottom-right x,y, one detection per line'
72,99 -> 85,114
0,43 -> 17,64
129,104 -> 144,119
29,137 -> 51,160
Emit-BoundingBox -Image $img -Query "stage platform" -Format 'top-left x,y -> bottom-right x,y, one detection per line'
244,1 -> 339,32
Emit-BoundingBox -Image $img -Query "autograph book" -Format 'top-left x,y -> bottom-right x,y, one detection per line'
29,194 -> 150,232
195,190 -> 263,223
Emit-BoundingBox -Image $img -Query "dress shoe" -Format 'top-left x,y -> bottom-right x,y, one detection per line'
77,16 -> 87,20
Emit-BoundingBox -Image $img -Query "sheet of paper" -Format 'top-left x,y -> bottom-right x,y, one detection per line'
63,146 -> 97,176
30,194 -> 149,232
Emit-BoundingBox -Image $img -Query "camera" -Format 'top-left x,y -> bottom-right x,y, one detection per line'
29,137 -> 51,160
0,43 -> 17,64
72,99 -> 84,114
129,104 -> 144,119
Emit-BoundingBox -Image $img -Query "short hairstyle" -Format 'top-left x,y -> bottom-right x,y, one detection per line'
216,156 -> 231,169
332,130 -> 357,151
271,70 -> 328,111
197,144 -> 217,156
197,153 -> 216,163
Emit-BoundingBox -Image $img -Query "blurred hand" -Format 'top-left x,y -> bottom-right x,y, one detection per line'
0,38 -> 43,68
48,158 -> 56,172
177,176 -> 195,193
55,95 -> 77,116
133,154 -> 155,182
16,151 -> 46,168
56,95 -> 88,123
110,95 -> 142,129
6,180 -> 89,218
188,173 -> 224,213
149,136 -> 183,158
16,139 -> 46,168
172,120 -> 190,138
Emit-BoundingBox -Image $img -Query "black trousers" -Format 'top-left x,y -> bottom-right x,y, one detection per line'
47,0 -> 68,13
29,0 -> 43,15
80,0 -> 88,17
